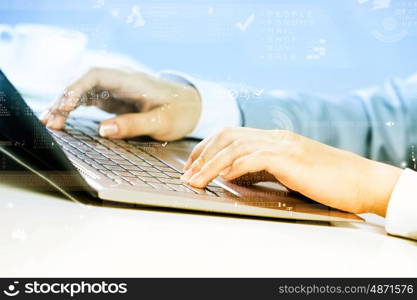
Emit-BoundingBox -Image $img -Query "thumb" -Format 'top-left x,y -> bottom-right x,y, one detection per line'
99,108 -> 168,140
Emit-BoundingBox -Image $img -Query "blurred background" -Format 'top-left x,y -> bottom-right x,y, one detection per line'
0,0 -> 416,103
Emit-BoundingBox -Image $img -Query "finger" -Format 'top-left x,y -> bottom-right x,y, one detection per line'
184,127 -> 242,177
183,136 -> 212,171
98,107 -> 168,140
221,151 -> 273,181
45,110 -> 70,130
42,70 -> 101,129
39,98 -> 66,126
39,110 -> 51,125
43,68 -> 128,129
186,141 -> 253,188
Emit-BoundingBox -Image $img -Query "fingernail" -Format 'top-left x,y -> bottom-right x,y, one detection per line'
46,115 -> 55,128
180,169 -> 193,182
99,123 -> 118,137
183,159 -> 192,171
188,172 -> 201,186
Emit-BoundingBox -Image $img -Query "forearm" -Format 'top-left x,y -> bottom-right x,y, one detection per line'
237,91 -> 370,158
236,76 -> 417,168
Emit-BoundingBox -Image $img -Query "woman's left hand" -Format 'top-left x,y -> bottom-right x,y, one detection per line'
181,127 -> 402,216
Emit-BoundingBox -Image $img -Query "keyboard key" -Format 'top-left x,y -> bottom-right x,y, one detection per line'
87,152 -> 106,159
124,176 -> 145,183
155,166 -> 176,172
114,159 -> 134,166
112,171 -> 136,178
90,163 -> 106,170
68,141 -> 85,147
139,165 -> 156,171
94,157 -> 113,164
103,153 -> 123,160
114,149 -> 131,155
126,148 -> 144,155
148,171 -> 170,178
123,165 -> 142,171
120,154 -> 140,161
134,161 -> 153,168
142,177 -> 162,184
129,170 -> 148,176
95,145 -> 109,151
102,172 -> 117,179
164,171 -> 181,178
161,177 -> 181,184
77,136 -> 93,141
104,164 -> 124,171
78,157 -> 95,164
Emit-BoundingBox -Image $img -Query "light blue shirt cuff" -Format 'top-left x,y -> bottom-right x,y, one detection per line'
159,70 -> 242,139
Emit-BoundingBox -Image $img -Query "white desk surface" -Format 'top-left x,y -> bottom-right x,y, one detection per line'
1,181 -> 416,277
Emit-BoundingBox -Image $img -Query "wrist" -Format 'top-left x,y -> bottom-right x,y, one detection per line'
158,80 -> 201,140
365,161 -> 402,217
179,84 -> 202,135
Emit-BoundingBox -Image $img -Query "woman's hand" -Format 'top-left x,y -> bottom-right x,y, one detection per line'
40,67 -> 201,141
181,127 -> 402,216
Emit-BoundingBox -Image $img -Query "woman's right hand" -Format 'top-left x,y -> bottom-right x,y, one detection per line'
182,127 -> 402,216
40,67 -> 201,141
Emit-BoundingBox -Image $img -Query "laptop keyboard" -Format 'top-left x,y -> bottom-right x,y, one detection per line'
48,118 -> 223,197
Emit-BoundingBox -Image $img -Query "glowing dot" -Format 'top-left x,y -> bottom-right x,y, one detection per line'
9,285 -> 14,291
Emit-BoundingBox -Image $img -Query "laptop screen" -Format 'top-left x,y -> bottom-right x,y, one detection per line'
0,69 -> 96,198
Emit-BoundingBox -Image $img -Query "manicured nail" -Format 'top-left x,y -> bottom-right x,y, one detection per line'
99,123 -> 118,137
188,172 -> 202,186
180,169 -> 193,182
183,159 -> 192,171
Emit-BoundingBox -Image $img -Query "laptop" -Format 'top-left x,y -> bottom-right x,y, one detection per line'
0,69 -> 363,223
